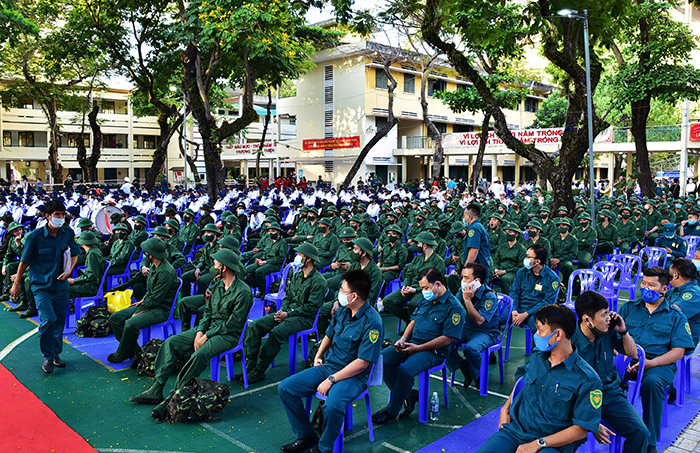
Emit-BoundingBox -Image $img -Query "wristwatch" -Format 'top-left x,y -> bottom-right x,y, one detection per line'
619,328 -> 629,336
537,438 -> 547,448
328,375 -> 336,384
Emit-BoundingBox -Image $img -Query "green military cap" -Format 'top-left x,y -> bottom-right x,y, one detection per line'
394,205 -> 405,213
601,200 -> 612,207
202,223 -> 220,234
489,213 -> 503,221
295,242 -> 320,262
113,223 -> 129,232
527,219 -> 544,230
264,216 -> 278,224
264,208 -> 276,217
218,235 -> 240,251
386,210 -> 398,218
318,217 -> 332,227
327,205 -> 338,213
221,210 -> 233,218
579,212 -> 592,221
502,222 -> 520,233
512,198 -> 521,207
646,199 -> 657,207
348,215 -> 363,223
352,237 -> 374,256
539,205 -> 551,214
410,200 -> 420,206
361,213 -> 372,222
414,210 -> 426,219
659,203 -> 669,210
356,203 -> 367,211
386,225 -> 404,235
632,205 -> 643,213
338,226 -> 358,239
300,206 -> 309,212
78,230 -> 101,246
133,215 -> 147,225
600,209 -> 615,220
381,203 -> 391,210
77,217 -> 93,228
544,194 -> 553,202
556,217 -> 573,228
308,207 -> 319,216
437,214 -> 450,224
152,226 -> 170,237
414,231 -> 437,246
425,220 -> 440,230
449,221 -> 465,234
7,221 -> 22,234
212,249 -> 244,275
620,205 -> 633,214
110,212 -> 123,223
265,222 -> 282,231
141,237 -> 168,260
183,208 -> 195,217
165,218 -> 180,231
339,205 -> 351,212
164,206 -> 177,216
557,206 -> 568,213
201,203 -> 214,211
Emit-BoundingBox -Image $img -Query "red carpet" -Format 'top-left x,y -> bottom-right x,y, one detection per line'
0,364 -> 96,453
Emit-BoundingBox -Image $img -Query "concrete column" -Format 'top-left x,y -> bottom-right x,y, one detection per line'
426,156 -> 432,180
491,154 -> 498,182
444,155 -> 450,179
127,99 -> 135,180
514,154 -> 521,184
626,152 -> 633,178
695,158 -> 699,178
608,153 -> 615,180
401,156 -> 407,183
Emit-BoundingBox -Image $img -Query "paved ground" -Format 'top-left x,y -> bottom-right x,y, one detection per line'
668,412 -> 700,453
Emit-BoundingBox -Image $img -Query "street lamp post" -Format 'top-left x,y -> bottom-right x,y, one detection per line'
558,8 -> 596,227
170,86 -> 188,189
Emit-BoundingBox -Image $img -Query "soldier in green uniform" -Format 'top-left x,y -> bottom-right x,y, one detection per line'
425,220 -> 448,259
555,205 -> 568,219
311,218 -> 339,270
129,215 -> 149,250
377,225 -> 408,283
595,209 -> 618,256
524,219 -> 551,257
243,243 -> 328,383
492,222 -> 527,295
633,206 -> 648,249
447,221 -> 466,275
130,249 -> 253,420
549,218 -> 577,291
245,223 -> 287,295
108,238 -> 179,363
68,231 -> 107,299
180,223 -> 220,297
644,201 -> 662,246
180,208 -> 199,254
324,226 -> 356,288
538,206 -> 556,240
197,203 -> 215,231
5,222 -> 32,316
574,212 -> 597,268
616,206 -> 637,254
507,198 -> 529,230
487,214 -> 505,251
151,226 -> 187,270
405,210 -> 428,255
75,217 -> 95,266
221,213 -> 242,244
334,206 -> 351,235
106,223 -> 135,277
164,218 -> 185,253
383,231 -> 446,325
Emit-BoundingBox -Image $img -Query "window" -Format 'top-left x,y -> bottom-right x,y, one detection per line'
3,132 -> 11,146
143,136 -> 157,148
67,133 -> 89,147
433,123 -> 447,134
453,124 -> 474,133
375,68 -> 389,90
14,98 -> 34,109
404,73 -> 415,94
103,134 -> 116,148
525,98 -> 539,113
102,100 -> 115,114
375,116 -> 388,130
18,132 -> 34,147
427,78 -> 447,97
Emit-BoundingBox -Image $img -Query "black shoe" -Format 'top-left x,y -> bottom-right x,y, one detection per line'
400,389 -> 419,419
305,446 -> 321,453
53,357 -> 66,368
19,310 -> 37,318
41,360 -> 54,374
280,434 -> 319,452
372,409 -> 397,425
459,363 -> 473,388
107,353 -> 130,363
151,406 -> 167,421
8,304 -> 27,312
489,353 -> 497,365
246,367 -> 266,384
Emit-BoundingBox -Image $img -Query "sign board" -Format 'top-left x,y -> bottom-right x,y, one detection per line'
657,171 -> 680,179
222,142 -> 276,155
690,124 -> 700,141
303,136 -> 360,151
442,128 -> 564,148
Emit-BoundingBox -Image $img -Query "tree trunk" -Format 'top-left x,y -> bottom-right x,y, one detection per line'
547,167 -> 577,213
256,89 -> 273,180
632,97 -> 655,197
612,152 -> 624,181
470,114 -> 491,192
344,60 -> 398,186
421,70 -> 445,180
76,139 -> 88,181
47,107 -> 63,183
87,104 -> 102,181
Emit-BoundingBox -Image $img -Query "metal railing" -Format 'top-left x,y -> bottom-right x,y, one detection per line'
396,135 -> 436,149
613,125 -> 681,143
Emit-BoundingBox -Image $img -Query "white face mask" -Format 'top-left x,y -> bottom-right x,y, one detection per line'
50,216 -> 65,228
292,255 -> 303,267
338,291 -> 350,307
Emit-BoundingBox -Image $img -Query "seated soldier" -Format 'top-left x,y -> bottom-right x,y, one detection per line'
106,223 -> 135,277
245,222 -> 287,296
179,208 -> 198,254
595,209 -> 618,256
446,263 -> 499,389
491,222 -> 526,295
323,226 -> 357,289
180,223 -> 220,297
549,217 -> 577,292
129,215 -> 149,250
573,212 -> 597,269
477,305 -> 603,453
619,266 -> 694,449
5,222 -> 28,313
377,225 -> 408,283
68,230 -> 107,298
107,238 -> 179,363
130,249 -> 253,421
242,243 -> 327,384
383,231 -> 446,325
164,218 -> 184,253
372,268 -> 465,425
278,269 -> 384,453
616,205 -> 637,254
511,244 -> 560,332
310,217 -> 339,270
668,258 -> 700,347
654,224 -> 687,269
573,291 -> 650,453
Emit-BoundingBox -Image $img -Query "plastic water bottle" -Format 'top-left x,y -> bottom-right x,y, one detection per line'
376,297 -> 384,313
430,392 -> 439,422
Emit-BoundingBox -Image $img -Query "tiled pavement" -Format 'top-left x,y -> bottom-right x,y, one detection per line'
667,411 -> 700,452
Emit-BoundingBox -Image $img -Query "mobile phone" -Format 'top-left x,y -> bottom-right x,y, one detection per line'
608,313 -> 619,330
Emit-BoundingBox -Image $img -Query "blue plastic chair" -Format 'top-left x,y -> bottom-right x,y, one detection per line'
67,261 -> 111,328
263,263 -> 298,315
417,360 -> 449,423
685,235 -> 700,259
286,307 -> 321,375
640,247 -> 668,269
210,306 -> 254,388
140,278 -> 183,344
592,261 -> 623,312
611,254 -> 643,300
566,269 -> 604,314
107,250 -> 136,289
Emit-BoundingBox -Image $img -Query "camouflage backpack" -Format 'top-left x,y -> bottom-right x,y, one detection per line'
75,306 -> 112,338
164,377 -> 230,423
131,339 -> 190,377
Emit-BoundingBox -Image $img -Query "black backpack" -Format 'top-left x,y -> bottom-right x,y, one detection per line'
75,306 -> 112,338
164,377 -> 230,423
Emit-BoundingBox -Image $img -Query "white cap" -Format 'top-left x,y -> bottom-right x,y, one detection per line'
124,177 -> 130,183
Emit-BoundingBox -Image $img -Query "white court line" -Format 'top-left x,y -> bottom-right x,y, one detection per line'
449,385 -> 481,418
0,327 -> 38,361
228,379 -> 282,399
426,423 -> 463,429
381,442 -> 411,453
200,422 -> 256,452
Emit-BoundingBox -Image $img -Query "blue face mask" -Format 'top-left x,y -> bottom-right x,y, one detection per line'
664,233 -> 674,239
640,287 -> 663,303
534,329 -> 560,352
422,285 -> 437,302
693,259 -> 700,271
675,204 -> 682,209
689,219 -> 697,226
523,257 -> 534,269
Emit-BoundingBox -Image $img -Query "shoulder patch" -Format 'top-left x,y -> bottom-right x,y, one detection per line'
369,329 -> 379,344
452,313 -> 461,325
590,390 -> 603,409
686,322 -> 692,336
682,292 -> 693,301
484,299 -> 494,311
552,281 -> 559,291
468,230 -> 475,238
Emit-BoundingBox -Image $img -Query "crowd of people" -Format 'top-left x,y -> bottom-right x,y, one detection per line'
2,174 -> 699,453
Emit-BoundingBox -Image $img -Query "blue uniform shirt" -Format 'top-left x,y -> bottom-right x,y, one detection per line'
655,234 -> 687,259
465,219 -> 491,275
511,265 -> 560,315
410,289 -> 466,357
325,302 -> 384,379
666,281 -> 700,347
508,349 -> 603,441
21,223 -> 81,291
571,326 -> 626,395
619,298 -> 694,366
457,284 -> 499,337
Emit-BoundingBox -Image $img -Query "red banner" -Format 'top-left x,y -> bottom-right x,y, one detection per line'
690,123 -> 700,141
303,136 -> 360,150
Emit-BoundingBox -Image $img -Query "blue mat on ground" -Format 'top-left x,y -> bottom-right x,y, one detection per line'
418,350 -> 700,453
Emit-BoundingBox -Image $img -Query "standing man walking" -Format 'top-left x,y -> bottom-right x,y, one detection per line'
11,199 -> 81,374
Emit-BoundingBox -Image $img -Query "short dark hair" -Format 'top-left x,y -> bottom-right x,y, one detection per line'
343,269 -> 371,302
528,244 -> 548,265
418,267 -> 446,285
534,304 -> 577,339
671,258 -> 697,281
464,262 -> 487,283
44,199 -> 66,216
643,266 -> 671,287
466,203 -> 481,218
575,291 -> 609,323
